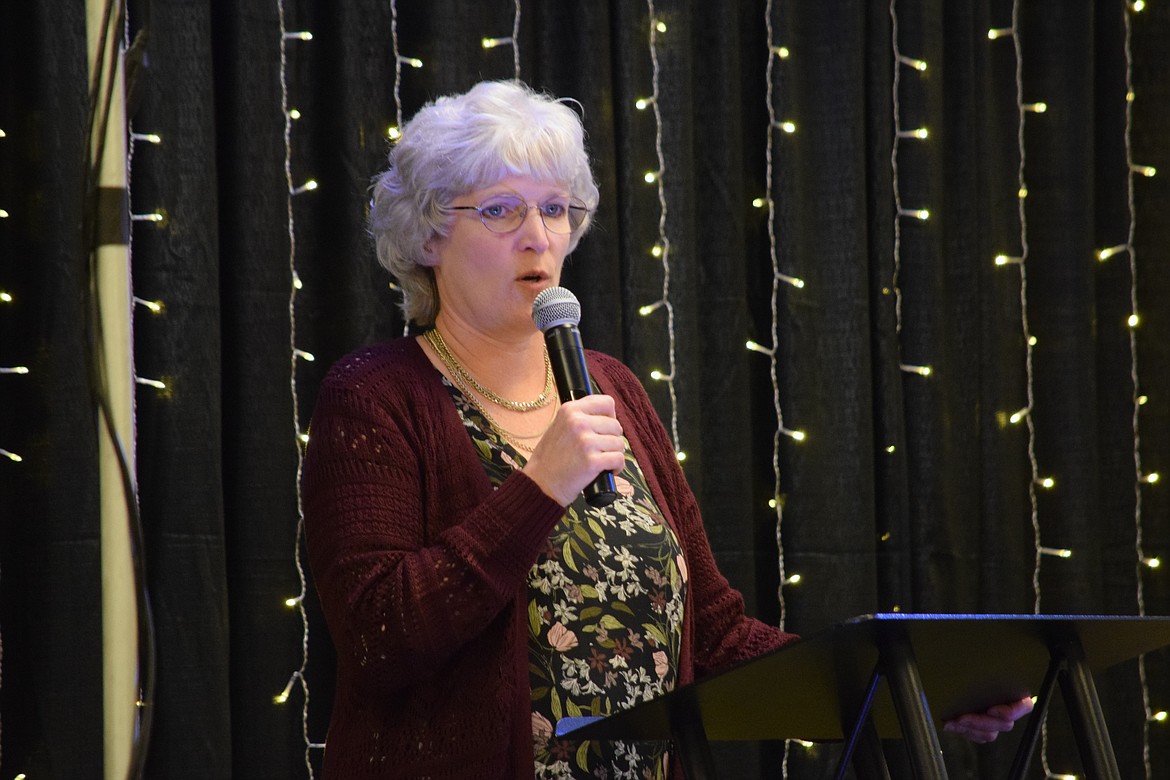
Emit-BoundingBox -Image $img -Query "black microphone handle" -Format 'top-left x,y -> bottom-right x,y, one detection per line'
544,324 -> 617,508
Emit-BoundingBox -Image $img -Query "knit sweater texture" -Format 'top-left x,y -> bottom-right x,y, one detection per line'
302,337 -> 798,779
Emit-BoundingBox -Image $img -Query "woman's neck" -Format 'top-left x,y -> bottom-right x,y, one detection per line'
427,314 -> 548,399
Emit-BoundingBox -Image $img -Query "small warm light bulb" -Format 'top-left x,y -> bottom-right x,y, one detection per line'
752,197 -> 767,208
639,301 -> 663,316
1039,547 -> 1073,559
299,432 -> 310,445
1144,472 -> 1160,484
1096,244 -> 1126,261
294,349 -> 316,362
771,46 -> 790,59
0,366 -> 30,375
285,596 -> 301,607
1018,186 -> 1029,199
1,449 -> 23,463
1152,709 -> 1168,721
650,370 -> 665,381
650,244 -> 663,258
635,97 -> 655,110
284,31 -> 313,40
1144,557 -> 1161,569
387,126 -> 401,140
781,428 -> 806,442
1132,0 -> 1146,11
1128,314 -> 1140,328
288,109 -> 301,120
1024,102 -> 1047,113
900,364 -> 932,377
398,56 -> 424,69
1131,164 -> 1157,177
0,291 -> 12,303
768,498 -> 779,509
655,20 -> 666,33
987,28 -> 1013,40
273,676 -> 297,704
785,574 -> 802,585
481,36 -> 512,49
1009,407 -> 1029,424
133,297 -> 163,314
885,445 -> 896,454
644,171 -> 658,184
1038,477 -> 1055,489
746,340 -> 774,356
292,271 -> 303,290
675,450 -> 686,462
292,179 -> 319,195
136,377 -> 167,389
1138,395 -> 1149,405
1028,335 -> 1037,347
779,121 -> 796,134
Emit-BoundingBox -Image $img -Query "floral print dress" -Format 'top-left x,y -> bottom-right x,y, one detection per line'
441,379 -> 687,779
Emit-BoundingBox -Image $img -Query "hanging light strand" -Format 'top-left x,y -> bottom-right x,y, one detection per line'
889,1 -> 934,380
276,0 -> 318,773
1122,6 -> 1156,776
640,2 -> 682,460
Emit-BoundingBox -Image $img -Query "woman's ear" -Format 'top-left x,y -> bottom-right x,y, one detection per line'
419,236 -> 442,267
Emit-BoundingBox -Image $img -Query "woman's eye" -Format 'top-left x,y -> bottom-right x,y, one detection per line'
541,202 -> 568,218
481,203 -> 513,219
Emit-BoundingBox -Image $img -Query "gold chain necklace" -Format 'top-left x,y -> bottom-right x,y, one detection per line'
425,330 -> 557,454
425,328 -> 554,412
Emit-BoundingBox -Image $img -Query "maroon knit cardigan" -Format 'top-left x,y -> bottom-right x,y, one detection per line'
302,338 -> 797,779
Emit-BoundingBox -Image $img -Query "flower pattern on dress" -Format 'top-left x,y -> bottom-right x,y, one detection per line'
441,378 -> 687,779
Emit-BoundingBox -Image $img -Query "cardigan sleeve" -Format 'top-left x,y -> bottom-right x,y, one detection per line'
301,345 -> 566,698
589,352 -> 799,676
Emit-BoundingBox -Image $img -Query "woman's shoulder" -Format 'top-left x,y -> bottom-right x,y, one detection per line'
323,337 -> 428,386
318,337 -> 438,411
584,348 -> 640,387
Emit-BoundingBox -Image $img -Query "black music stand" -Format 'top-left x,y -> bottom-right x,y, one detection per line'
555,614 -> 1170,780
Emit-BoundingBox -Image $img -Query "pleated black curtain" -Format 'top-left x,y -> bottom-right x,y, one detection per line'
2,0 -> 1168,778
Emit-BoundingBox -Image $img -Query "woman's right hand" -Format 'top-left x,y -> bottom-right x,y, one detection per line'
522,394 -> 627,506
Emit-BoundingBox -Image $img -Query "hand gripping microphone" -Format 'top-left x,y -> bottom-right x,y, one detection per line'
531,286 -> 618,508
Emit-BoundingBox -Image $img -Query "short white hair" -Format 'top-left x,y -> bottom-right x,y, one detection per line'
369,80 -> 599,326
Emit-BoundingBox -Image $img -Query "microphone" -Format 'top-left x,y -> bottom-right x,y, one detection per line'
532,286 -> 617,508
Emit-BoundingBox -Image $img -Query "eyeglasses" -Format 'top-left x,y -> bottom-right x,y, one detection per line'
446,193 -> 590,235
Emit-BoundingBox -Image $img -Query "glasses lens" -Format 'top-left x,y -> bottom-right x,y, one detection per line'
536,197 -> 589,234
477,195 -> 526,233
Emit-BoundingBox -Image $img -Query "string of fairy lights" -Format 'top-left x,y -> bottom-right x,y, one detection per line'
985,7 -> 1063,775
0,122 -> 21,461
888,1 -> 933,383
0,120 -> 11,772
756,0 -> 804,638
1118,3 -> 1162,777
273,1 -> 321,774
757,4 -> 806,773
634,2 -> 683,462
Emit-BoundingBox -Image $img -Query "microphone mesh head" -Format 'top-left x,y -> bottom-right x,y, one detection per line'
532,286 -> 582,332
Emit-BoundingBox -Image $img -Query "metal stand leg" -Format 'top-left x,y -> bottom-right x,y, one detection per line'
879,626 -> 949,780
672,715 -> 718,780
1056,639 -> 1121,780
1008,654 -> 1060,780
835,667 -> 893,780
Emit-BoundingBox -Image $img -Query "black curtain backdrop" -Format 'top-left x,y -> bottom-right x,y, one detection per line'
2,1 -> 1169,778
